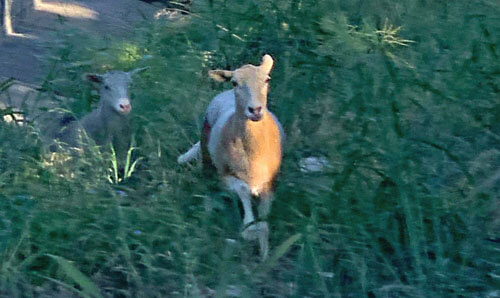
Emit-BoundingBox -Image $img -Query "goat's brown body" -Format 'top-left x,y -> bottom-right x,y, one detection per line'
209,112 -> 282,195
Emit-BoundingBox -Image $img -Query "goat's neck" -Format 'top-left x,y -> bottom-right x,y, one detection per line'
97,103 -> 127,127
230,110 -> 267,146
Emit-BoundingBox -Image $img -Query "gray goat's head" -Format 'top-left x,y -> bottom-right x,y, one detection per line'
85,67 -> 148,115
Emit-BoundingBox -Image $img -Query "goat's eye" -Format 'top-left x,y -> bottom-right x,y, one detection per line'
232,81 -> 238,87
104,85 -> 110,90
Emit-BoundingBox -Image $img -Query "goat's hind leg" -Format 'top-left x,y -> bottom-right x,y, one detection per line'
255,192 -> 274,260
224,176 -> 270,259
258,192 -> 274,219
200,118 -> 217,175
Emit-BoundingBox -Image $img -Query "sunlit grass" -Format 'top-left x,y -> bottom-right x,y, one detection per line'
116,43 -> 143,65
109,145 -> 143,184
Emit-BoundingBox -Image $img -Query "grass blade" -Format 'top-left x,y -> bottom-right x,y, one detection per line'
126,157 -> 143,178
46,254 -> 102,298
254,233 -> 302,274
0,78 -> 14,93
110,145 -> 119,184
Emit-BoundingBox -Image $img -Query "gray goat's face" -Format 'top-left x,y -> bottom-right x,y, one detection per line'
209,55 -> 274,122
85,68 -> 148,115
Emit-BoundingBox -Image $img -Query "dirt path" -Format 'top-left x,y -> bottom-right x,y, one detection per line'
1,0 -> 160,84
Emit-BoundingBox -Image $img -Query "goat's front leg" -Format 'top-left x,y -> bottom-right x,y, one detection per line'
224,176 -> 255,225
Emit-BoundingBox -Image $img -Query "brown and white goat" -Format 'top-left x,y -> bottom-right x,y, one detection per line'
178,55 -> 284,259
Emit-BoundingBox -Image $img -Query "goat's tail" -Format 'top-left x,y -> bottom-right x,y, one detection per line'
177,141 -> 201,164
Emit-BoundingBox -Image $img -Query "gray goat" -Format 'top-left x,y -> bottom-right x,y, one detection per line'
47,68 -> 148,160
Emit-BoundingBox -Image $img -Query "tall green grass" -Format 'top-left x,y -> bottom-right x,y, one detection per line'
1,0 -> 499,296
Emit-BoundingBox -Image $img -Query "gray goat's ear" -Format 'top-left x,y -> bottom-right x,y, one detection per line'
208,70 -> 233,82
128,67 -> 150,76
84,73 -> 103,83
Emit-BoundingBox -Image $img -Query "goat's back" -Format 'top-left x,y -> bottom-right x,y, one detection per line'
205,90 -> 235,127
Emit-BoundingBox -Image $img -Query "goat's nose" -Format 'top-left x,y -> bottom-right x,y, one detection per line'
248,106 -> 262,114
120,103 -> 131,113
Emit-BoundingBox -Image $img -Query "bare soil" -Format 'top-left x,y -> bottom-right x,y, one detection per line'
1,0 -> 160,84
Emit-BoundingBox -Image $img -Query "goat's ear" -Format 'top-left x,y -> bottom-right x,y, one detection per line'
260,54 -> 274,74
84,73 -> 103,83
128,67 -> 149,77
209,70 -> 233,82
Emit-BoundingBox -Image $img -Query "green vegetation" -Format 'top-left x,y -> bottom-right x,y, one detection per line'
1,0 -> 499,296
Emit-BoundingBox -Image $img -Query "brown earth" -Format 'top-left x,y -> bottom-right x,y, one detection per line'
1,0 -> 161,84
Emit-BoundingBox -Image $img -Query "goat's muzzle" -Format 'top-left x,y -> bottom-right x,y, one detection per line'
119,103 -> 132,114
247,106 -> 263,121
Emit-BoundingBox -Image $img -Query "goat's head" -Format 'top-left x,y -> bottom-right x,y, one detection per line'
85,67 -> 148,115
209,55 -> 273,122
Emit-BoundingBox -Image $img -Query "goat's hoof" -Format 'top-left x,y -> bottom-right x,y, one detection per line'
241,221 -> 268,241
